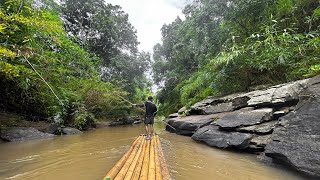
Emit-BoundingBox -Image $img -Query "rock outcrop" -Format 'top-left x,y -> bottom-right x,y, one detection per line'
0,127 -> 55,142
166,76 -> 320,177
264,75 -> 320,178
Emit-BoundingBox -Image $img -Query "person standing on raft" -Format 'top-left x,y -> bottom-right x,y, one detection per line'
133,96 -> 157,140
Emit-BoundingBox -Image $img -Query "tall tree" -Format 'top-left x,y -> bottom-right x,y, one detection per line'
61,0 -> 151,97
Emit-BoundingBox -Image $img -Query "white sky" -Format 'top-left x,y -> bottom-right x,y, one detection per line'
105,0 -> 186,53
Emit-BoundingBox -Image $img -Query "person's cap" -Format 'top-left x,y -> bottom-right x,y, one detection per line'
148,96 -> 153,100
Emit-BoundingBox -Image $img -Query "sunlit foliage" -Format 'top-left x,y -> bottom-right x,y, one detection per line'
0,0 -> 150,129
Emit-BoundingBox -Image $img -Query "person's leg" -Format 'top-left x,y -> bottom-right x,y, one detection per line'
149,124 -> 154,139
145,124 -> 149,139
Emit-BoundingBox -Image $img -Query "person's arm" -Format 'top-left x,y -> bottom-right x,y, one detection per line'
153,105 -> 158,116
132,102 -> 145,108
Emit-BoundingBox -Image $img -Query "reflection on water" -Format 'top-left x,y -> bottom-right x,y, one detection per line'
0,122 -> 305,180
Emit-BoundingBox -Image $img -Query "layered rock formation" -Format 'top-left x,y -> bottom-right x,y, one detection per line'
166,76 -> 320,178
264,75 -> 320,177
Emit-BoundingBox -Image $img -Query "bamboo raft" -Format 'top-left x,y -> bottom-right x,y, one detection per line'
103,135 -> 170,180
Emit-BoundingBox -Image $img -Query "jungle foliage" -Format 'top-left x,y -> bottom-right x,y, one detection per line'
0,0 -> 151,129
153,0 -> 320,115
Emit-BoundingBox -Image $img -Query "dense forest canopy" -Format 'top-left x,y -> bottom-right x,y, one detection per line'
153,0 -> 320,115
1,0 -> 319,126
0,0 -> 151,129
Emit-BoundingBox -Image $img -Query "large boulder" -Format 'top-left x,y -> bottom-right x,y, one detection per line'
166,113 -> 228,136
192,125 -> 253,149
215,108 -> 273,129
264,75 -> 320,178
62,127 -> 83,135
0,127 -> 55,142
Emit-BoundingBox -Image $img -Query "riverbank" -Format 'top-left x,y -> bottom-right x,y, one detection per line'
0,111 -> 143,142
165,75 -> 320,178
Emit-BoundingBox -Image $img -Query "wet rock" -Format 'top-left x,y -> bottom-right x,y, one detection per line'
265,75 -> 320,178
166,113 -> 227,136
62,127 -> 83,135
168,113 -> 179,118
0,127 -> 55,142
216,108 -> 273,129
236,121 -> 278,134
192,125 -> 253,149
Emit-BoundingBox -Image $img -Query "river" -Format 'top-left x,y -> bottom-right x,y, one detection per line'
0,122 -> 306,180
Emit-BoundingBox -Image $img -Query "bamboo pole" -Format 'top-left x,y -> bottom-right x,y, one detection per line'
23,55 -> 64,106
148,136 -> 156,180
103,136 -> 142,180
139,139 -> 151,180
154,136 -> 162,180
113,92 -> 176,131
123,138 -> 145,180
131,137 -> 147,180
156,136 -> 170,180
114,137 -> 144,180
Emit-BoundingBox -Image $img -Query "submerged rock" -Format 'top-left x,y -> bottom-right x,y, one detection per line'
192,125 -> 253,149
0,127 -> 55,142
265,75 -> 320,178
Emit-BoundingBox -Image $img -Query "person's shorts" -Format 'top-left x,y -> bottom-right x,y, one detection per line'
144,115 -> 154,125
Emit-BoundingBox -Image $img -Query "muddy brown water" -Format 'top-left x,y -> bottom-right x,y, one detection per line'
0,122 -> 306,180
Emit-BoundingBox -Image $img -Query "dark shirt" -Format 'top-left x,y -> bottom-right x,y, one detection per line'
137,101 -> 157,116
144,101 -> 157,117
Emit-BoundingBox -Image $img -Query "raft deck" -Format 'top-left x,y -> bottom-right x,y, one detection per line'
103,135 -> 170,180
